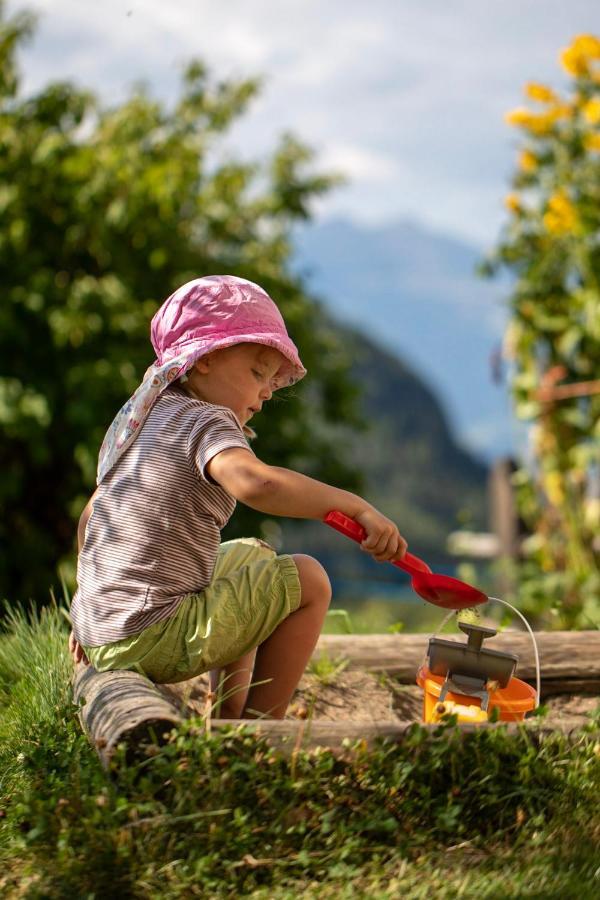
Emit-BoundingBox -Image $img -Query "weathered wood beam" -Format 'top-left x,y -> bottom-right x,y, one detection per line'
207,716 -> 594,753
314,631 -> 600,691
73,664 -> 182,767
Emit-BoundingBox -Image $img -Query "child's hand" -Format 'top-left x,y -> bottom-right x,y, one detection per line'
69,630 -> 89,666
355,508 -> 407,562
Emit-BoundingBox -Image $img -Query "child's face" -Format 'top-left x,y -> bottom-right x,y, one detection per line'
190,343 -> 285,426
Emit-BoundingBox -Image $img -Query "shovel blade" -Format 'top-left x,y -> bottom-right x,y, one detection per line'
411,573 -> 488,610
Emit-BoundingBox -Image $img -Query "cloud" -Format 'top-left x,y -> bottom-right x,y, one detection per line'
7,0 -> 600,243
318,144 -> 402,182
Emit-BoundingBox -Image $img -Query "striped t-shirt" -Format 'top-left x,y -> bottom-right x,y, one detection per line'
71,384 -> 253,647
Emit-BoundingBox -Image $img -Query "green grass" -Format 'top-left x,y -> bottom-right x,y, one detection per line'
1,603 -> 599,898
306,649 -> 350,686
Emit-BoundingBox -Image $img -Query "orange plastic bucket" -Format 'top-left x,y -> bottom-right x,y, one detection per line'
416,665 -> 537,723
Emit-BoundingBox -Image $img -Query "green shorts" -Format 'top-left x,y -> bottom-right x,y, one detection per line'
84,538 -> 301,684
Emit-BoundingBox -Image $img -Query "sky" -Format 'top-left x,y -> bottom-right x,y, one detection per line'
7,0 -> 600,247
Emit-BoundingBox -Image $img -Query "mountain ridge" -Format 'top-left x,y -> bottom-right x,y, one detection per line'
275,322 -> 489,574
293,216 -> 514,461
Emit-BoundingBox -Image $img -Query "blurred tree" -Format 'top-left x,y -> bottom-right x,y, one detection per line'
0,3 -> 363,605
485,34 -> 600,627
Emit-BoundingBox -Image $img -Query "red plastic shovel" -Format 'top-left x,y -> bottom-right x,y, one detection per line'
324,510 -> 487,610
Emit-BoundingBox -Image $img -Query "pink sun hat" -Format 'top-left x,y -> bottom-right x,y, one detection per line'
96,275 -> 306,484
151,275 -> 305,382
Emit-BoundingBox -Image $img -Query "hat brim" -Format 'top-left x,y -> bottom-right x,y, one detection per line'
161,333 -> 306,389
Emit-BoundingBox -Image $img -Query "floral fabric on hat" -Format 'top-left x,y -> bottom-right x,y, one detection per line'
97,352 -> 192,484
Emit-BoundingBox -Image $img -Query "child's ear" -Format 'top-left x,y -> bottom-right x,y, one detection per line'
194,354 -> 213,374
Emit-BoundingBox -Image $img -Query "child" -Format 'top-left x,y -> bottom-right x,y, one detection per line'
69,275 -> 407,719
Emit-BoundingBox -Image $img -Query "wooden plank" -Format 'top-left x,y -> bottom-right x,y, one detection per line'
540,678 -> 600,696
209,716 -> 596,753
314,631 -> 600,684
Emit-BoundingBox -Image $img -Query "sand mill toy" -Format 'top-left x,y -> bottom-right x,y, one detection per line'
324,511 -> 539,724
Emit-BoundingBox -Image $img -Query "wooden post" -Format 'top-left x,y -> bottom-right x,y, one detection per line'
489,457 -> 522,560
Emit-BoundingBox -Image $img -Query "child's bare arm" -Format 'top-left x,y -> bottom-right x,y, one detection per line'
207,448 -> 407,562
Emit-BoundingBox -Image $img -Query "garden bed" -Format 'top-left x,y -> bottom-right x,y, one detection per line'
159,668 -> 599,731
74,630 -> 600,763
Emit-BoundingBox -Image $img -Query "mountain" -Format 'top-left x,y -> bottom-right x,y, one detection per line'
292,217 -> 515,462
273,323 -> 489,579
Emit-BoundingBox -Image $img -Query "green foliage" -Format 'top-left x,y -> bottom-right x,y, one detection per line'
323,608 -> 354,634
486,35 -> 600,626
306,650 -> 349,686
1,603 -> 599,897
0,4 -> 362,606
0,599 -> 76,809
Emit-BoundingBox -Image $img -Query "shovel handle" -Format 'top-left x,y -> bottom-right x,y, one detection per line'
323,510 -> 432,575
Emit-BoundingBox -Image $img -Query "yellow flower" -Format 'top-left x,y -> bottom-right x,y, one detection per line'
572,34 -> 600,58
533,106 -> 571,134
504,193 -> 521,214
519,149 -> 538,172
584,133 -> 600,152
505,105 -> 569,135
582,97 -> 600,123
584,498 -> 600,529
505,107 -> 532,126
525,82 -> 558,104
543,190 -> 579,236
529,116 -> 552,136
561,46 -> 588,77
506,108 -> 553,135
548,103 -> 572,122
544,471 -> 565,506
560,34 -> 600,76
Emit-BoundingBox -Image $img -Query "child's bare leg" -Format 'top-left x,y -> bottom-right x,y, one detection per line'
243,554 -> 331,719
210,648 -> 257,719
